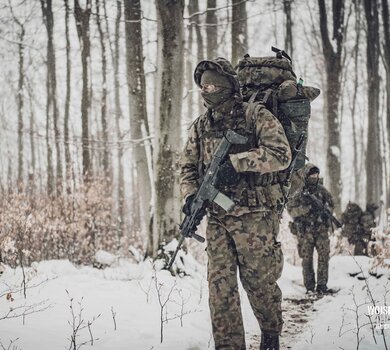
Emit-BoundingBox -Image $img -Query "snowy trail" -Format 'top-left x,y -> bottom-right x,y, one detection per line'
0,256 -> 389,349
248,294 -> 323,349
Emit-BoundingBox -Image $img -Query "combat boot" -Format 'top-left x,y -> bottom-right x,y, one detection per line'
316,284 -> 334,294
260,332 -> 279,350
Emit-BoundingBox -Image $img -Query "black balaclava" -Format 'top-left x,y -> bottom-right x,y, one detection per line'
200,70 -> 234,110
305,166 -> 320,189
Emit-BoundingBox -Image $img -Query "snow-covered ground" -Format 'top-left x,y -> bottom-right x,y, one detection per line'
0,254 -> 389,350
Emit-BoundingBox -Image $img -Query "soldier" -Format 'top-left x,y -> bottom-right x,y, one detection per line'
341,202 -> 378,255
179,58 -> 291,350
287,164 -> 334,294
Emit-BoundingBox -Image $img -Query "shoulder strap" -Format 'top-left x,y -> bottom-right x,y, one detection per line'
196,113 -> 207,179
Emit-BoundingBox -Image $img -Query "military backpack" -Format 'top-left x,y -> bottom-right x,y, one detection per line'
236,47 -> 320,170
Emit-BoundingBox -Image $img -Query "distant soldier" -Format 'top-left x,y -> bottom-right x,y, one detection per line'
341,202 -> 378,255
287,164 -> 335,294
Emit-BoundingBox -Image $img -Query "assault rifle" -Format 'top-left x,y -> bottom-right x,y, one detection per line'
167,130 -> 248,269
302,190 -> 342,229
278,132 -> 306,216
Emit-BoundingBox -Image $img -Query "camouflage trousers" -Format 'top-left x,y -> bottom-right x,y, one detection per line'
206,210 -> 284,350
353,239 -> 368,256
296,226 -> 330,290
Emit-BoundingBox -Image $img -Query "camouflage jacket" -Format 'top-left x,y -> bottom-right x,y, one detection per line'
179,102 -> 292,217
287,164 -> 334,229
341,202 -> 375,241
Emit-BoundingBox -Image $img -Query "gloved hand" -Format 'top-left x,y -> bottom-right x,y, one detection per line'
182,194 -> 207,232
182,194 -> 195,215
300,192 -> 312,205
320,212 -> 329,223
216,158 -> 240,187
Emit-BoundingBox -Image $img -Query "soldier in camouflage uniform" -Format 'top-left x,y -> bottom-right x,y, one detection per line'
179,58 -> 292,350
287,164 -> 334,294
341,202 -> 378,255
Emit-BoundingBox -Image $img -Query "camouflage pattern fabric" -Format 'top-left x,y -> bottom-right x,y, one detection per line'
179,57 -> 291,349
287,163 -> 334,290
341,202 -> 377,256
296,226 -> 330,290
207,211 -> 283,349
179,102 -> 292,217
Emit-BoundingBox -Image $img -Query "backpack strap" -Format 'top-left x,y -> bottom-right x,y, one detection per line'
196,114 -> 207,179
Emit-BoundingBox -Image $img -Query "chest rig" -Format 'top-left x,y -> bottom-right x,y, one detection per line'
196,102 -> 282,209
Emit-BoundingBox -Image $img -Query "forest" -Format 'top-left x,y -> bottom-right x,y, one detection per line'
0,0 -> 388,268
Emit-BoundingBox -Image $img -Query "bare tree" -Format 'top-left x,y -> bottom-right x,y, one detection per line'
40,0 -> 63,195
124,0 -> 152,253
74,0 -> 92,178
185,2 -> 195,128
363,0 -> 382,205
351,0 -> 363,203
231,0 -> 248,65
95,0 -> 110,180
318,0 -> 346,215
64,0 -> 72,193
206,0 -> 218,58
283,0 -> 294,57
154,0 -> 185,256
111,0 -> 126,247
381,0 -> 390,206
188,0 -> 204,114
8,4 -> 26,191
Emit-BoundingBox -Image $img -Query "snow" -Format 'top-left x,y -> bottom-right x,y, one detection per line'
94,250 -> 116,266
0,256 -> 389,349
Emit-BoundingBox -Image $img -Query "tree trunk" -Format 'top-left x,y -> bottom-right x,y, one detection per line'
64,0 -> 72,193
351,0 -> 362,203
112,0 -> 126,248
318,0 -> 345,215
188,0 -> 204,114
17,27 -> 25,191
185,2 -> 194,128
381,0 -> 390,206
231,0 -> 248,65
154,0 -> 184,256
206,0 -> 218,58
283,0 -> 294,57
74,0 -> 92,178
363,0 -> 382,205
124,0 -> 152,253
96,0 -> 110,180
41,0 -> 62,195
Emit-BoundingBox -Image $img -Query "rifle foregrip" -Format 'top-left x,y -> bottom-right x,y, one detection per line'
192,232 -> 205,243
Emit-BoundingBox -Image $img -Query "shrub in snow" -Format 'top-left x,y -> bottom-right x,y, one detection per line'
0,180 -> 143,267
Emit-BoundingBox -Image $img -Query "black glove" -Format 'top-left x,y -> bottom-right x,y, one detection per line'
182,194 -> 195,216
320,212 -> 329,223
216,158 -> 240,187
182,194 -> 207,231
300,191 -> 311,204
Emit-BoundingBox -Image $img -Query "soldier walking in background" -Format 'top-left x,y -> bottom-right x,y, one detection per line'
341,202 -> 378,255
287,164 -> 335,294
179,57 -> 291,350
